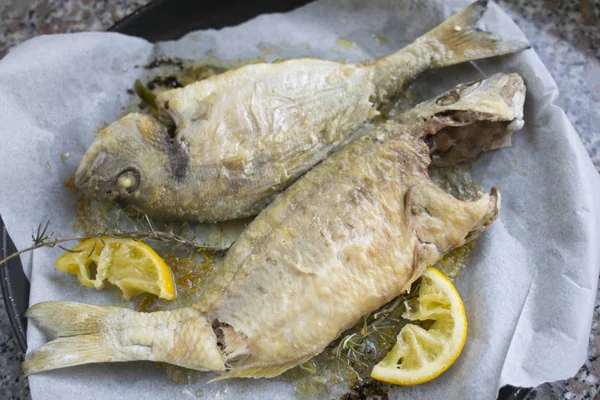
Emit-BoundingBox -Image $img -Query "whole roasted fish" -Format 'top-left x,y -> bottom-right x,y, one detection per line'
75,1 -> 528,222
23,75 -> 525,377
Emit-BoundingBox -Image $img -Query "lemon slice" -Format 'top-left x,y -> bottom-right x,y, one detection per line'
371,267 -> 467,385
55,237 -> 176,301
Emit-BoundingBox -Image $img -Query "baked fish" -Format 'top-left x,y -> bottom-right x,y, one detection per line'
23,74 -> 526,375
75,1 -> 527,222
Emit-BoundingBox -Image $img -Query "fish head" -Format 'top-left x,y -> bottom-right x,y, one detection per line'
75,113 -> 174,208
403,73 -> 526,166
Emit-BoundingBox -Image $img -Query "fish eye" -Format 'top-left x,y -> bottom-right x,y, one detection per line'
116,168 -> 140,194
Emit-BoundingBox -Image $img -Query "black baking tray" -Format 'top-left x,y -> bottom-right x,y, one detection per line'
0,0 -> 530,398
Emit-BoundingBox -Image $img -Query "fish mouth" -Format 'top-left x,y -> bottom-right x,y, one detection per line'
427,117 -> 520,167
74,150 -> 113,199
75,150 -> 107,186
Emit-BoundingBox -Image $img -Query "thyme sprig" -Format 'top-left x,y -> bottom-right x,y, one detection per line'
333,279 -> 422,368
0,217 -> 228,267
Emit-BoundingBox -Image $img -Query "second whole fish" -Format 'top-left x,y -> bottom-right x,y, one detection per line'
74,1 -> 528,222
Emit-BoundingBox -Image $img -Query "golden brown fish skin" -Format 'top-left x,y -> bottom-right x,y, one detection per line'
24,122 -> 500,378
75,1 -> 528,222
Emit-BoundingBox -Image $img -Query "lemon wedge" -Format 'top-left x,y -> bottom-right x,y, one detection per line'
371,267 -> 467,385
55,237 -> 176,301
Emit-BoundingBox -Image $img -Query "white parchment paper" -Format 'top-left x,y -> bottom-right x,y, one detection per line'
0,0 -> 599,399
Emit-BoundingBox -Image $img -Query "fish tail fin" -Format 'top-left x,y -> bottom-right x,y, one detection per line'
22,302 -> 125,375
426,0 -> 529,68
372,1 -> 529,103
22,335 -> 115,376
25,301 -> 119,336
402,184 -> 500,291
23,302 -> 226,375
407,183 -> 500,260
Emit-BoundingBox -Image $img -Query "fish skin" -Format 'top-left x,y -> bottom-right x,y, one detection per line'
24,116 -> 510,377
75,1 -> 528,222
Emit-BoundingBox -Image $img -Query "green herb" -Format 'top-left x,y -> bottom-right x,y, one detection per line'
0,218 -> 229,268
134,79 -> 157,110
133,79 -> 177,135
332,279 -> 422,372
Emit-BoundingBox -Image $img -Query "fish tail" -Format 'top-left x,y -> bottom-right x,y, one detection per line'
22,335 -> 114,376
23,302 -> 226,375
425,1 -> 529,68
407,184 -> 500,259
25,301 -> 119,336
22,302 -> 125,375
372,1 -> 529,103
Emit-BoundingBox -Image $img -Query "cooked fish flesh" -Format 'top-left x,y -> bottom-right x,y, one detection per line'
23,85 -> 527,375
75,1 -> 528,222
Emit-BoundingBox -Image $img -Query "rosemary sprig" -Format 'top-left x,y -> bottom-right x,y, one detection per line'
0,219 -> 229,267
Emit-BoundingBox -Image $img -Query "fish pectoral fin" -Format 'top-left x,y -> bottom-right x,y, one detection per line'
23,302 -> 226,375
406,183 -> 500,255
209,359 -> 308,381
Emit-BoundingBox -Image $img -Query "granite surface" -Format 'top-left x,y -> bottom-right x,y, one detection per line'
0,0 -> 599,399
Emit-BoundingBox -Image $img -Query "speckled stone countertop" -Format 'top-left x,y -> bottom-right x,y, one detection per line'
0,0 -> 599,399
